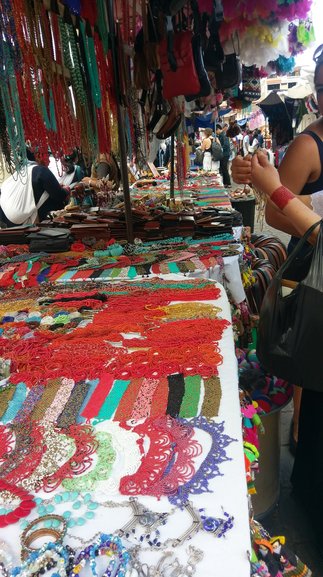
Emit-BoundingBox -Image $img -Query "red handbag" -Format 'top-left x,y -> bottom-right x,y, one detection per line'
159,30 -> 201,99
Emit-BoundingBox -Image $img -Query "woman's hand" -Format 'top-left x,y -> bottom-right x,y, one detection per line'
231,154 -> 252,184
251,151 -> 281,197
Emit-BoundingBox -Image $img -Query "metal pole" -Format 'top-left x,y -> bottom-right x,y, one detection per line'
106,0 -> 134,243
170,134 -> 175,201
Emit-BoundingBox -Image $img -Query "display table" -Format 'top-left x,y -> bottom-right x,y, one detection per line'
0,277 -> 250,576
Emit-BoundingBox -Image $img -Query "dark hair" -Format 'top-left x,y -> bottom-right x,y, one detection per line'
313,45 -> 323,84
26,147 -> 36,161
216,123 -> 222,130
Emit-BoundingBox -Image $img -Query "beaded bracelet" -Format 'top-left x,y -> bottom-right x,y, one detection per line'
12,542 -> 74,577
21,529 -> 62,560
70,534 -> 130,577
21,515 -> 67,555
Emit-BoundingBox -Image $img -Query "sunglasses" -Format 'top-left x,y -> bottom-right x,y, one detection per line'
313,44 -> 323,63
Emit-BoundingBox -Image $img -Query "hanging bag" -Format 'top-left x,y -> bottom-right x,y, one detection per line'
159,28 -> 201,99
185,0 -> 211,102
214,33 -> 241,90
257,219 -> 323,391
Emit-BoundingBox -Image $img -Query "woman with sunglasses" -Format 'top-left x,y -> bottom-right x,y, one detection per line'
249,149 -> 323,558
232,45 -> 323,454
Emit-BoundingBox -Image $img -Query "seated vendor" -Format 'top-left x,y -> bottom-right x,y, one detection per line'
82,152 -> 121,191
0,149 -> 69,228
48,149 -> 85,186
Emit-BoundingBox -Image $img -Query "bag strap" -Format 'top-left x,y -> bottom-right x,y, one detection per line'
277,219 -> 322,280
231,31 -> 240,56
190,0 -> 201,35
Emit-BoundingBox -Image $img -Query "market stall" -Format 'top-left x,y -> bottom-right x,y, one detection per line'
0,1 -> 318,576
0,277 -> 251,576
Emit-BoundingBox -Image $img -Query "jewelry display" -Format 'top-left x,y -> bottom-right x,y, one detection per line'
169,417 -> 236,506
12,542 -> 74,577
0,480 -> 35,527
21,515 -> 67,555
0,541 -> 14,577
61,497 -> 233,550
70,533 -> 130,577
129,545 -> 204,577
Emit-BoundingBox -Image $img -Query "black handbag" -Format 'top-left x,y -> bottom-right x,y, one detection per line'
213,32 -> 241,90
257,219 -> 323,391
28,228 -> 73,253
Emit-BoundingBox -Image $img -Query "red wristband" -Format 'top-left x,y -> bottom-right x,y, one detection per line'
270,186 -> 295,210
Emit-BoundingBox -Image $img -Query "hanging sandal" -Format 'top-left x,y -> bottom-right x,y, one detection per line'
156,100 -> 181,139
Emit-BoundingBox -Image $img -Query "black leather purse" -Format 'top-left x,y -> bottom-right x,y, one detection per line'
214,34 -> 241,90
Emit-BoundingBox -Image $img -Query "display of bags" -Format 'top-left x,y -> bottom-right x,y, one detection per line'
257,220 -> 323,391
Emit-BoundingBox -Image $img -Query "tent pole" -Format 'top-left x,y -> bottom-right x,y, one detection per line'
170,134 -> 175,201
106,0 -> 134,243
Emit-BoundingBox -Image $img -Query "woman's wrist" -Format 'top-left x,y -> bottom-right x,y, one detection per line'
270,185 -> 295,210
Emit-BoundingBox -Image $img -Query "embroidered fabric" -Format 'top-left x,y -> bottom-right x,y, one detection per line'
169,418 -> 237,506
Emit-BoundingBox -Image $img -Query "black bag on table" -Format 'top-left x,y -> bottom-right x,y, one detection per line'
27,228 -> 72,253
257,219 -> 323,391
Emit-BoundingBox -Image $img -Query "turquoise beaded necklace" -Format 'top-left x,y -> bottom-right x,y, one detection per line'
20,491 -> 99,532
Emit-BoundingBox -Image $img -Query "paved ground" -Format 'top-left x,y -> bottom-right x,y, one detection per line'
251,209 -> 323,576
259,404 -> 323,576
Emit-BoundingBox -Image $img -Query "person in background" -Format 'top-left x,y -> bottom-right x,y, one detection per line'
248,131 -> 260,154
231,43 -> 323,452
82,152 -> 121,191
200,128 -> 221,172
249,149 -> 323,558
216,123 -> 231,187
0,148 -> 69,227
256,129 -> 264,148
243,129 -> 253,157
